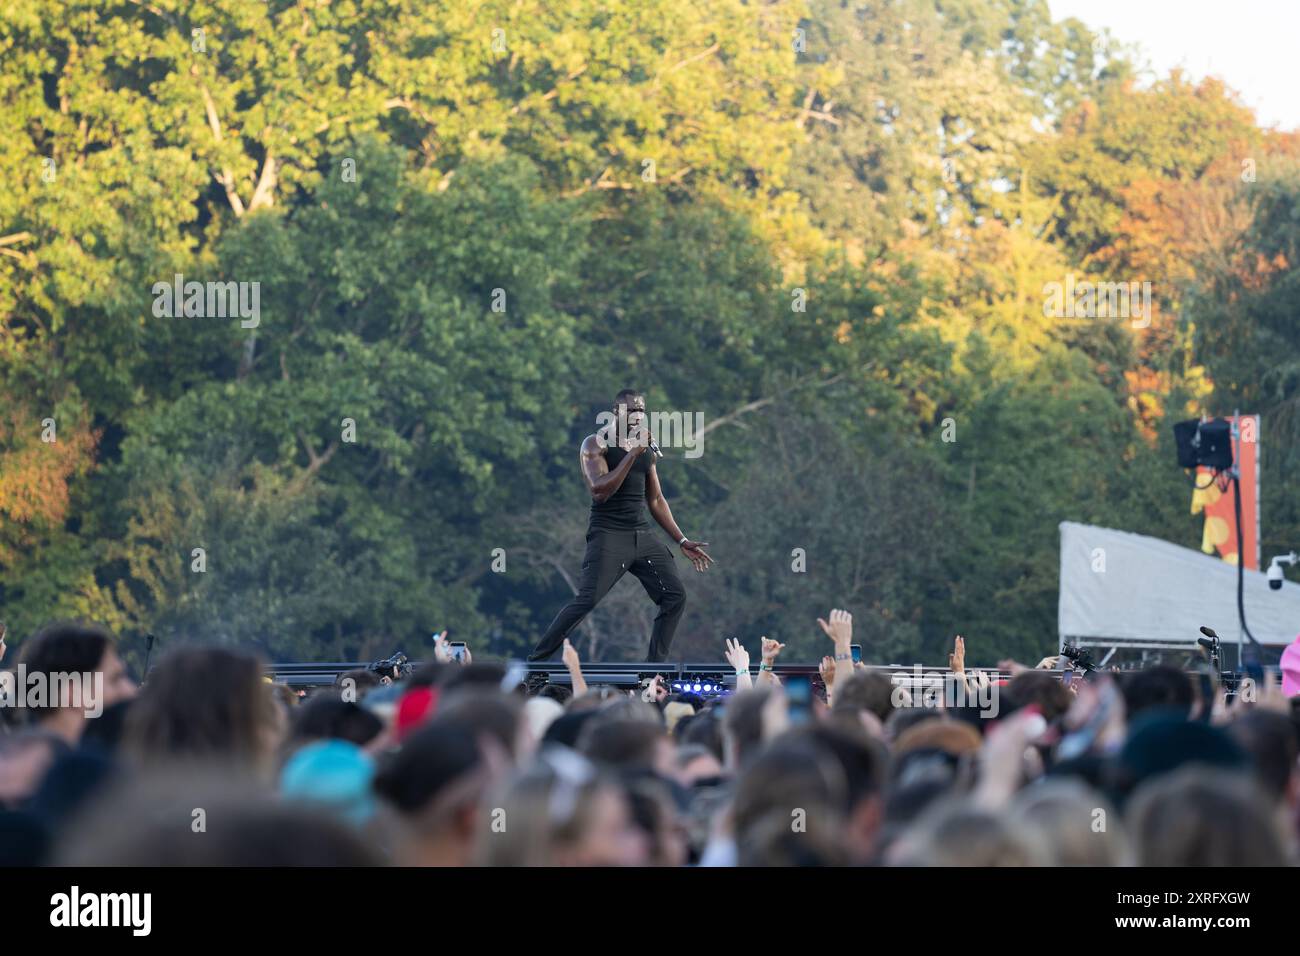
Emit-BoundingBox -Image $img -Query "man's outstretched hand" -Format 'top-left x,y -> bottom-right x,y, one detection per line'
680,539 -> 713,573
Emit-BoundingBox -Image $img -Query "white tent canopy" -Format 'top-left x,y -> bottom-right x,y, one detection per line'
1058,521 -> 1300,655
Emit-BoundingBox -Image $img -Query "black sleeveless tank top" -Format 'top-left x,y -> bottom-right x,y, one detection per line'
589,442 -> 653,531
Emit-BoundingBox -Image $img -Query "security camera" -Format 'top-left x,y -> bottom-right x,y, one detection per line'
1267,552 -> 1298,591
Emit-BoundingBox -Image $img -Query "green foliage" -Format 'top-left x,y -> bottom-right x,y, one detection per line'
1189,159 -> 1300,569
0,1 -> 1289,669
1027,73 -> 1263,266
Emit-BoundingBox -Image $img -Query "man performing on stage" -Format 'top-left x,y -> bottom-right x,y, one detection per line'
529,389 -> 713,662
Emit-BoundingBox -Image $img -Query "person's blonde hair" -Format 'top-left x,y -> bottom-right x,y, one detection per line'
1127,767 -> 1287,866
889,800 -> 1051,866
1013,779 -> 1130,866
477,751 -> 612,866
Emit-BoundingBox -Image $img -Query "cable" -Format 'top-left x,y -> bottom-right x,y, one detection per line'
1232,473 -> 1261,667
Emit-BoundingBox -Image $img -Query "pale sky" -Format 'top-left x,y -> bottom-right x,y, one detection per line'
1047,0 -> 1300,131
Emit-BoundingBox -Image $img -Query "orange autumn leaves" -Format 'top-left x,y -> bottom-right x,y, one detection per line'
0,403 -> 98,565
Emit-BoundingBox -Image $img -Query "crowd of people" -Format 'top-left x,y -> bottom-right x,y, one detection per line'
1,611 -> 1298,866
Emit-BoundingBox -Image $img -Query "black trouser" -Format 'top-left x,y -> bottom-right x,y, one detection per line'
530,526 -> 687,662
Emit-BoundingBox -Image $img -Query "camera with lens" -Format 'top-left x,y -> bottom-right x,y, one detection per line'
1060,643 -> 1098,674
369,651 -> 413,679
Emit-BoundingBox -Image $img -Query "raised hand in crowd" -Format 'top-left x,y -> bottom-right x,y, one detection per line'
816,608 -> 854,699
819,656 -> 836,705
1001,654 -> 1061,674
757,636 -> 784,687
948,634 -> 966,676
1228,670 -> 1290,716
561,638 -> 588,696
965,667 -> 993,700
430,630 -> 472,668
974,708 -> 1046,810
724,638 -> 752,692
641,674 -> 669,704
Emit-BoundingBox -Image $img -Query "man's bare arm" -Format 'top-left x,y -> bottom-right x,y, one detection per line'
645,463 -> 686,540
646,464 -> 714,572
582,434 -> 643,503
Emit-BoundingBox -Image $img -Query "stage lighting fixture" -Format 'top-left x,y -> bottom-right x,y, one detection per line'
669,673 -> 729,699
1173,418 -> 1233,471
